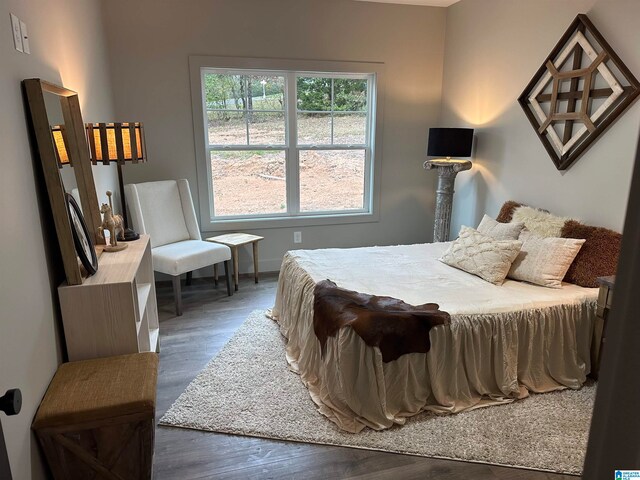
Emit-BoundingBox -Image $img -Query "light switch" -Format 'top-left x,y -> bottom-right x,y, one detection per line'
10,14 -> 23,52
20,20 -> 29,54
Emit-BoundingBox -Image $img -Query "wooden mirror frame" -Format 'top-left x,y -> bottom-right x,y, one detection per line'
23,78 -> 104,285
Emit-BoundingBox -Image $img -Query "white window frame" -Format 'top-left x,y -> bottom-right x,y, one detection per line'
189,56 -> 385,231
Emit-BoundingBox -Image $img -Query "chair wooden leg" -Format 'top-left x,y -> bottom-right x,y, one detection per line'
213,264 -> 218,287
186,271 -> 192,287
224,260 -> 232,297
172,276 -> 183,316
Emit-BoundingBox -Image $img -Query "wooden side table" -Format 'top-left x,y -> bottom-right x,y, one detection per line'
206,233 -> 264,291
592,275 -> 615,379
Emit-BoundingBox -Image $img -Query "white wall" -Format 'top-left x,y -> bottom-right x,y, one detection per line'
102,0 -> 448,273
441,0 -> 640,235
0,0 -> 116,477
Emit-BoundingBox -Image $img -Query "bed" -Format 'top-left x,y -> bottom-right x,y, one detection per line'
271,242 -> 598,433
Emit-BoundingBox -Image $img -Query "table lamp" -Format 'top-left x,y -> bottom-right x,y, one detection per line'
424,127 -> 474,242
86,122 -> 146,241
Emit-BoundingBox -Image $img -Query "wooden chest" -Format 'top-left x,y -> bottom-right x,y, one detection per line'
32,353 -> 158,479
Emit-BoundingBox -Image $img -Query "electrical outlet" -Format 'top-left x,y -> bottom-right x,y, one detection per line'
10,14 -> 23,53
293,231 -> 302,244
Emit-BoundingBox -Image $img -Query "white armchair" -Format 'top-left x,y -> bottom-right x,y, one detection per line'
125,179 -> 232,316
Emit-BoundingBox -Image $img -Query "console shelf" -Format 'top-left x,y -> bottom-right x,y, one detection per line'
58,235 -> 159,361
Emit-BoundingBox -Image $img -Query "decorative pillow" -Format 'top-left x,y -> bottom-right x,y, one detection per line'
477,214 -> 524,240
496,200 -> 523,223
561,220 -> 621,288
439,226 -> 522,285
511,206 -> 573,238
508,230 -> 585,288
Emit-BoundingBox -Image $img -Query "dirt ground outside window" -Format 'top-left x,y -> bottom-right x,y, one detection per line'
210,115 -> 367,216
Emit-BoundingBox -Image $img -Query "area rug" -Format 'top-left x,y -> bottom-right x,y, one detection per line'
160,310 -> 595,475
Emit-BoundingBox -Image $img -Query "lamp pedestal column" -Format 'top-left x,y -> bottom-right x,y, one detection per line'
424,159 -> 472,243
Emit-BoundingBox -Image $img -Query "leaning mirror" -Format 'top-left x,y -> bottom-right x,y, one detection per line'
23,79 -> 103,285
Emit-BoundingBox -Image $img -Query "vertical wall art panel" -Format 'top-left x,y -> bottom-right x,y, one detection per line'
519,14 -> 640,170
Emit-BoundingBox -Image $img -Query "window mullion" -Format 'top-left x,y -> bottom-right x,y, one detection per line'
244,76 -> 250,145
366,74 -> 373,147
286,71 -> 299,215
330,78 -> 335,145
366,75 -> 374,210
363,146 -> 372,211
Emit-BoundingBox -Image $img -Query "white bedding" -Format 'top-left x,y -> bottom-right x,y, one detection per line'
271,242 -> 598,433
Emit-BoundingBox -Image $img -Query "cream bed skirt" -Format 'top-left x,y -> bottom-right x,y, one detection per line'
271,243 -> 598,433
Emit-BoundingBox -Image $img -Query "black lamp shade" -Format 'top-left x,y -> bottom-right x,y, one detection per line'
427,128 -> 474,158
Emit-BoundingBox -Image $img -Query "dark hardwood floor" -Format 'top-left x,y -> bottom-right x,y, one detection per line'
153,274 -> 576,480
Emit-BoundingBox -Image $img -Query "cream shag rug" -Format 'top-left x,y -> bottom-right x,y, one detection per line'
160,310 -> 595,475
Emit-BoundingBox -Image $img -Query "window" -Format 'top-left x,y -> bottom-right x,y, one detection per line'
296,75 -> 369,213
194,61 -> 380,227
205,73 -> 288,217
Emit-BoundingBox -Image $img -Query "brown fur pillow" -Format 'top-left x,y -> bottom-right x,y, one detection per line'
496,201 -> 523,223
561,220 -> 621,288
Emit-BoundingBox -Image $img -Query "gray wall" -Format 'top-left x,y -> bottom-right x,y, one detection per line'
4,1 -> 638,477
102,0 -> 447,273
0,0 -> 116,477
441,0 -> 640,235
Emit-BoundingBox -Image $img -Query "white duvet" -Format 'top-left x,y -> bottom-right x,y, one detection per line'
271,242 -> 598,433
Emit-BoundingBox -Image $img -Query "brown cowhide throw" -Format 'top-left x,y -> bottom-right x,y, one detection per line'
313,280 -> 450,362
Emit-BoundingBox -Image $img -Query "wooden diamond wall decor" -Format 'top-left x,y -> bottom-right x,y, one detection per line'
519,14 -> 640,170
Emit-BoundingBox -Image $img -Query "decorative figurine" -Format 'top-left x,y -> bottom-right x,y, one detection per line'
98,191 -> 127,252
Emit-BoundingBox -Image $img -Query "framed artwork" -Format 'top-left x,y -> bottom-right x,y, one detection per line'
519,14 -> 640,170
66,193 -> 98,275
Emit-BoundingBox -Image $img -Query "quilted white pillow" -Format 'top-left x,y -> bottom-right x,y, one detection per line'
477,214 -> 524,240
511,206 -> 573,238
507,230 -> 585,288
439,226 -> 522,285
